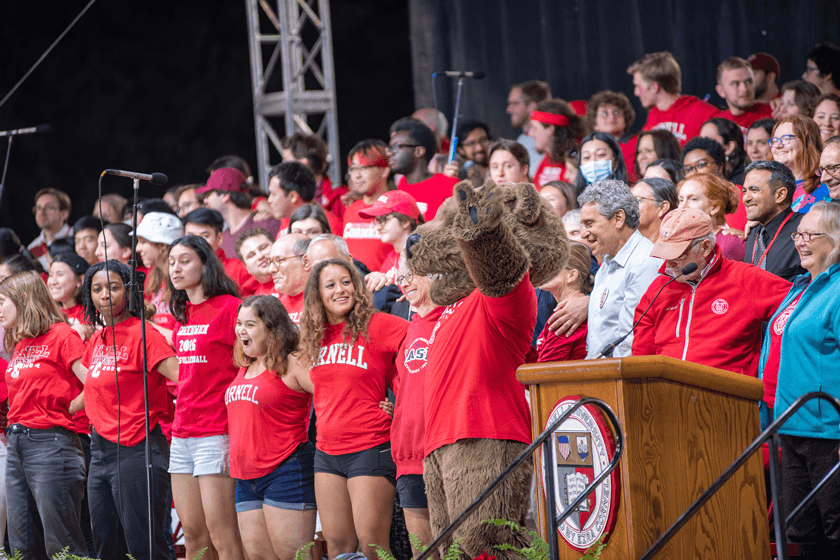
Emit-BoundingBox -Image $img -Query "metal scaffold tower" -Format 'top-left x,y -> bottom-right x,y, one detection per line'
244,0 -> 340,189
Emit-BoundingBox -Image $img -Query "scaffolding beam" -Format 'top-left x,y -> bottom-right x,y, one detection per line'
245,0 -> 341,190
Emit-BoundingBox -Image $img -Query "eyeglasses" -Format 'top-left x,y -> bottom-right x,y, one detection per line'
682,160 -> 713,175
348,165 -> 374,174
33,204 -> 60,214
387,143 -> 420,153
375,214 -> 397,225
671,239 -> 703,263
598,109 -> 623,118
268,254 -> 303,267
635,196 -> 660,204
817,163 -> 840,177
768,135 -> 797,148
396,271 -> 414,285
461,137 -> 490,149
791,232 -> 828,242
290,228 -> 323,236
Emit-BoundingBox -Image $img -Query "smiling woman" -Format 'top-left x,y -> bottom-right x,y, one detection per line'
299,259 -> 409,560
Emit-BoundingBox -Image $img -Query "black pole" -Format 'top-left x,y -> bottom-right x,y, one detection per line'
128,177 -> 155,560
543,438 -> 559,560
447,77 -> 465,165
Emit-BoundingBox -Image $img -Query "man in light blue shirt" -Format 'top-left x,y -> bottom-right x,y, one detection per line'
578,180 -> 663,358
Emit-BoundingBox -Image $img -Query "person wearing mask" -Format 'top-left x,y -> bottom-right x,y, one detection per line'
528,99 -> 585,189
630,177 -> 678,244
769,116 -> 828,212
742,161 -> 806,281
760,201 -> 840,558
573,132 -> 629,194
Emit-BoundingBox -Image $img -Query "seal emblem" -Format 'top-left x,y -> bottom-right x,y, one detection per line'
711,298 -> 729,315
540,396 -> 620,553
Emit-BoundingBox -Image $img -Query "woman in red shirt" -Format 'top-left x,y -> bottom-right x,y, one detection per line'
47,253 -> 89,329
0,271 -> 88,558
166,235 -> 244,560
81,260 -> 179,560
299,259 -> 409,560
527,99 -> 585,189
227,296 -> 315,560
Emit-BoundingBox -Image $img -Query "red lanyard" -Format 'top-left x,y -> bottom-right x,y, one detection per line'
750,212 -> 794,268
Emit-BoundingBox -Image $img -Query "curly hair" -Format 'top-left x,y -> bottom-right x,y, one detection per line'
82,260 -> 153,327
677,172 -> 740,227
299,259 -> 374,366
771,115 -> 824,194
233,296 -> 300,376
586,90 -> 635,138
166,235 -> 239,324
578,179 -> 640,229
0,271 -> 67,350
533,99 -> 585,162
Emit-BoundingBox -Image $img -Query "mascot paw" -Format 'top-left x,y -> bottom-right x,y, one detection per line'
455,180 -> 503,230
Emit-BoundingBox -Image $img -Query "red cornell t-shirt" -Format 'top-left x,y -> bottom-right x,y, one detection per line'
172,294 -> 241,438
343,199 -> 393,272
82,317 -> 175,446
397,174 -> 458,221
536,321 -> 588,362
310,312 -> 409,455
6,322 -> 85,431
424,275 -> 536,455
533,155 -> 566,190
279,291 -> 304,325
225,367 -> 312,479
60,304 -> 91,434
63,304 -> 85,325
392,307 -> 444,477
642,95 -> 720,146
716,103 -> 773,132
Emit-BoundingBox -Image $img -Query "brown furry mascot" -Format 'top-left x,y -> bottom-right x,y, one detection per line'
405,180 -> 568,559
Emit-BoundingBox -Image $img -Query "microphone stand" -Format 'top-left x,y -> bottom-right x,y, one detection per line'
447,77 -> 465,165
128,177 -> 155,560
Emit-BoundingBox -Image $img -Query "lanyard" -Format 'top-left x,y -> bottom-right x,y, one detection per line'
750,211 -> 794,268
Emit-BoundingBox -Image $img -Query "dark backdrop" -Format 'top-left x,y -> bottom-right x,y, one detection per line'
0,0 -> 414,243
410,0 -> 840,142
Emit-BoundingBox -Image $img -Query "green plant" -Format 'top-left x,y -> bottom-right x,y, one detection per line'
484,518 -> 548,560
579,534 -> 607,560
371,538 -> 463,560
294,541 -> 315,560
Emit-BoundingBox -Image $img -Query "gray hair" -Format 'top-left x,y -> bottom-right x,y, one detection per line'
307,234 -> 351,261
810,201 -> 840,265
744,160 -> 796,204
578,179 -> 640,229
562,209 -> 581,228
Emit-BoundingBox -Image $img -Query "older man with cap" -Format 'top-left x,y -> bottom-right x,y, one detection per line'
197,167 -> 282,258
632,207 -> 790,376
579,179 -> 662,358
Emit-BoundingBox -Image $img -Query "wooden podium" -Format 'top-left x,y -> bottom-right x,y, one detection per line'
517,356 -> 770,559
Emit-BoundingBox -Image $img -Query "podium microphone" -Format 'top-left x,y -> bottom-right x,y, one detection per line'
594,262 -> 698,359
103,169 -> 168,185
433,70 -> 485,79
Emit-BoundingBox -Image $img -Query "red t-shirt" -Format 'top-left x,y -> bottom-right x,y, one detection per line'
762,293 -> 803,408
317,176 -> 348,222
6,322 -> 85,431
621,135 -> 639,184
63,304 -> 86,325
218,249 -> 259,297
397,174 -> 458,221
392,307 -> 444,477
725,185 -> 748,231
279,291 -> 304,325
536,321 -> 588,362
254,278 -> 276,296
310,312 -> 409,455
342,199 -> 393,272
716,103 -> 773,133
0,358 -> 7,433
225,367 -> 312,479
424,275 -> 536,455
642,95 -> 720,146
81,317 -> 175,446
145,284 -> 177,331
172,294 -> 241,438
379,250 -> 399,284
60,304 -> 91,434
533,155 -> 566,190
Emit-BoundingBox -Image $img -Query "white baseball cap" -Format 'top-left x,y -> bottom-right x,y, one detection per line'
135,212 -> 184,245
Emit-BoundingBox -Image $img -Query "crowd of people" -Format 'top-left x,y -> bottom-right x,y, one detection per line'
0,42 -> 840,560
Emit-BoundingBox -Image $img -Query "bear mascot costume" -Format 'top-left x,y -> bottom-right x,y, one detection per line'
404,179 -> 568,558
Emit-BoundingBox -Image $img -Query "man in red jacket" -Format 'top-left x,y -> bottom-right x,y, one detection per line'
632,208 -> 790,376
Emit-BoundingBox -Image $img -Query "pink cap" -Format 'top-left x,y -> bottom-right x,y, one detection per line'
650,208 -> 713,260
358,190 -> 421,221
195,168 -> 247,194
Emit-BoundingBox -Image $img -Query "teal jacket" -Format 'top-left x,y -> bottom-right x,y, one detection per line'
760,263 -> 840,439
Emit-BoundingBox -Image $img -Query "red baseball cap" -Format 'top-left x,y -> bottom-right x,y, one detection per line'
748,53 -> 780,77
358,190 -> 421,221
195,168 -> 247,194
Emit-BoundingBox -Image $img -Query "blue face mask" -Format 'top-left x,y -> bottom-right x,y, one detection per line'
581,160 -> 614,184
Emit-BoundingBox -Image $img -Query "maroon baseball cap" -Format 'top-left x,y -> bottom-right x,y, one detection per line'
195,168 -> 247,194
358,190 -> 421,221
748,53 -> 780,77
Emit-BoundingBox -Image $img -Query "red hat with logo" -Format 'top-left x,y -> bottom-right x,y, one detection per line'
195,168 -> 247,194
358,190 -> 421,221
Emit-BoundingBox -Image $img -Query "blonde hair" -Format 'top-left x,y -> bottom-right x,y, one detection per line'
0,271 -> 67,350
627,52 -> 681,94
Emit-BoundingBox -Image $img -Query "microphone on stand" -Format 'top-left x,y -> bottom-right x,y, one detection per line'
103,169 -> 168,185
434,70 -> 486,79
0,124 -> 50,137
594,262 -> 699,359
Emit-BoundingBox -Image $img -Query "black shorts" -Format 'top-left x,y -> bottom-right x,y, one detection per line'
314,441 -> 396,485
396,474 -> 427,509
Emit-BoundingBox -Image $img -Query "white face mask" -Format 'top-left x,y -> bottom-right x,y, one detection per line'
581,159 -> 615,184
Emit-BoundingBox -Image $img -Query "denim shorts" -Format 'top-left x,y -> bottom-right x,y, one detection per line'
313,441 -> 396,485
235,442 -> 316,512
168,434 -> 230,476
396,474 -> 428,509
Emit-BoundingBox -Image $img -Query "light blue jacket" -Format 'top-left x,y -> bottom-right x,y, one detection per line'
760,263 -> 840,439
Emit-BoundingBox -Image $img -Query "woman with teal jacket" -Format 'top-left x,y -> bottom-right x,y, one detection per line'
758,201 -> 840,558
